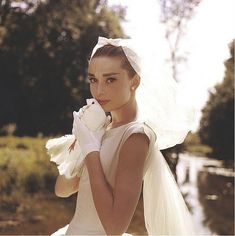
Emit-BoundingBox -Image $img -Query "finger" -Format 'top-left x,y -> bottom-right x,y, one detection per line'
78,116 -> 91,133
82,104 -> 90,112
73,111 -> 78,118
78,109 -> 84,118
72,122 -> 78,133
74,115 -> 84,127
73,112 -> 81,123
72,120 -> 75,132
81,107 -> 86,113
73,117 -> 79,126
77,104 -> 90,118
72,115 -> 77,127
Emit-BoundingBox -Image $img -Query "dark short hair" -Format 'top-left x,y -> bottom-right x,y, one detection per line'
90,44 -> 137,78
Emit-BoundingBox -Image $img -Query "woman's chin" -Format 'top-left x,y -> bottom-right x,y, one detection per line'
100,103 -> 111,112
102,107 -> 110,112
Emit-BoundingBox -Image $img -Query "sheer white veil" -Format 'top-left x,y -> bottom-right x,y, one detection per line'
90,36 -> 197,235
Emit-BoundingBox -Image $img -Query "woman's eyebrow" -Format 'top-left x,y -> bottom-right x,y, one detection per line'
88,72 -> 120,77
103,72 -> 120,77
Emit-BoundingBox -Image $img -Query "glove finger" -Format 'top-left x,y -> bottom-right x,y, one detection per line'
73,111 -> 78,118
78,109 -> 84,118
72,113 -> 77,134
72,114 -> 77,126
74,115 -> 87,131
72,122 -> 78,134
81,107 -> 86,113
73,111 -> 82,123
82,104 -> 90,112
78,104 -> 90,118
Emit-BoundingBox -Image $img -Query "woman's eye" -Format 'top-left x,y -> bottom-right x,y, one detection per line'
88,77 -> 96,83
107,78 -> 116,83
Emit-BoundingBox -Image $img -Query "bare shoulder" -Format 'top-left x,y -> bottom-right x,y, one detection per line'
117,132 -> 150,179
120,132 -> 150,164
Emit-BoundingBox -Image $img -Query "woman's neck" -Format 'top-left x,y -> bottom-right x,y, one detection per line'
109,98 -> 138,128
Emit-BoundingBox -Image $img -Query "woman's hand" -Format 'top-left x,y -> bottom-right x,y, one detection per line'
72,111 -> 110,158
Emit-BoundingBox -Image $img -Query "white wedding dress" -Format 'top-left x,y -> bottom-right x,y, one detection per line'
51,120 -> 156,235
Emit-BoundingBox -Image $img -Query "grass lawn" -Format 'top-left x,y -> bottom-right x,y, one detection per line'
0,136 -> 147,235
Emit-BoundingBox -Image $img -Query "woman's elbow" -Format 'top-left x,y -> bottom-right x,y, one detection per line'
54,175 -> 79,197
54,182 -> 78,198
104,220 -> 129,236
54,185 -> 71,198
105,227 -> 127,236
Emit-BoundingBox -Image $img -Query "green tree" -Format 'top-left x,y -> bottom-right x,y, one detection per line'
0,0 -> 125,136
199,40 -> 234,160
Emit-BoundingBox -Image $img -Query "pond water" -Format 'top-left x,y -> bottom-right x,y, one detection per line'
177,153 -> 234,235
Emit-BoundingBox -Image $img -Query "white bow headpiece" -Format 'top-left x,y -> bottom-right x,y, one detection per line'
90,37 -> 142,76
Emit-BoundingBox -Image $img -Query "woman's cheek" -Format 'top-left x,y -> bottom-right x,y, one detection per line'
89,85 -> 96,96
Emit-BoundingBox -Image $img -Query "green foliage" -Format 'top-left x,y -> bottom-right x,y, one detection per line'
0,135 -> 76,233
24,172 -> 42,194
0,0 -> 125,136
183,132 -> 212,156
0,136 -> 58,197
198,40 -> 234,160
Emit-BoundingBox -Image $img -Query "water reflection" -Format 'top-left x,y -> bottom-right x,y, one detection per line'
177,153 -> 234,235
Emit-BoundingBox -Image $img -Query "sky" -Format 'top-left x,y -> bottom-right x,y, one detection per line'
107,0 -> 235,131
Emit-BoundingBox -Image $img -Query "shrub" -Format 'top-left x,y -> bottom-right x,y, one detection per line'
24,172 -> 42,194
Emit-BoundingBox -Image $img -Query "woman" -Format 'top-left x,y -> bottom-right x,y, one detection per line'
52,37 -> 196,235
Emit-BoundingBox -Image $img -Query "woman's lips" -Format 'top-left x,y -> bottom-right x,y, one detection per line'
97,100 -> 110,105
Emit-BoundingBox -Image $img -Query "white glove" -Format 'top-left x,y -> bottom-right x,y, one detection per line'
46,98 -> 111,178
73,98 -> 107,131
72,111 -> 111,158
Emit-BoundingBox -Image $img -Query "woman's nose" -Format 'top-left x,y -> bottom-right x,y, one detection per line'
97,83 -> 105,95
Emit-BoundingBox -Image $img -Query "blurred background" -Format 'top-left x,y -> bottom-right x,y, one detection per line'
0,0 -> 234,235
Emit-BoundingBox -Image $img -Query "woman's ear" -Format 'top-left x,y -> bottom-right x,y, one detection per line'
130,74 -> 140,91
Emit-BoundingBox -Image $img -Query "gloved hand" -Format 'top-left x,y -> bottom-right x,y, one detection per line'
72,110 -> 111,158
73,99 -> 108,131
46,98 -> 111,179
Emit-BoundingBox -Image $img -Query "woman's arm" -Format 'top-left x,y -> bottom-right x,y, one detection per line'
54,174 -> 80,198
85,133 -> 149,235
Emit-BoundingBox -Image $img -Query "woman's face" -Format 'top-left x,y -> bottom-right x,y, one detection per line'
88,56 -> 134,112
